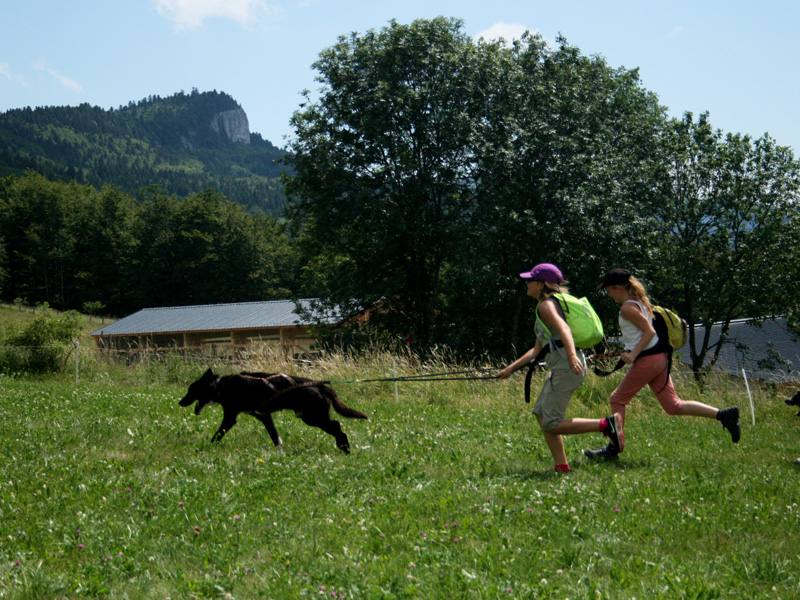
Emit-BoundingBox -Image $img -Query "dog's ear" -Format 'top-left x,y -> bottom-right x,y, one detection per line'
203,368 -> 215,380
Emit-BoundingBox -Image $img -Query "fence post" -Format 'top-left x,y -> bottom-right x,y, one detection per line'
393,358 -> 399,402
741,368 -> 755,425
74,339 -> 80,385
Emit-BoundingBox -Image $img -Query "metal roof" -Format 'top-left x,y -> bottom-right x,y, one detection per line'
91,299 -> 338,337
678,317 -> 800,382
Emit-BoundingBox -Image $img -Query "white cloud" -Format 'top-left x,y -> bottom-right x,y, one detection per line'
0,63 -> 27,86
153,0 -> 277,30
474,22 -> 534,45
33,60 -> 82,92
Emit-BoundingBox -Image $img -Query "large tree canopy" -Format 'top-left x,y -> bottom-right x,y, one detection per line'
452,35 -> 667,355
287,19 -> 670,356
288,18 -> 800,366
647,113 -> 800,374
288,17 -> 489,347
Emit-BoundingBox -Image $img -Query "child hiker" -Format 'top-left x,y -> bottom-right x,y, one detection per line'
584,268 -> 741,460
499,263 -> 623,473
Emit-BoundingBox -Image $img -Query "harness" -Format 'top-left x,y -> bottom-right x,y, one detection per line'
250,373 -> 332,401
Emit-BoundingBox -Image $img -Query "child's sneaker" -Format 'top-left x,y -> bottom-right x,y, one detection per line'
584,443 -> 619,461
716,407 -> 740,443
602,413 -> 624,452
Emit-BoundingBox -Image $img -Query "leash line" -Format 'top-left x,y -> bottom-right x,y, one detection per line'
351,368 -> 497,383
330,369 -> 499,384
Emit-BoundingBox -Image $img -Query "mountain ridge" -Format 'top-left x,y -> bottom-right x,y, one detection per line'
0,89 -> 289,214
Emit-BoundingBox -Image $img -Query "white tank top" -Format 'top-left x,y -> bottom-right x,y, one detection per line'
619,300 -> 658,352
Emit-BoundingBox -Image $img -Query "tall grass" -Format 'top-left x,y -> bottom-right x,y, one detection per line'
0,351 -> 798,598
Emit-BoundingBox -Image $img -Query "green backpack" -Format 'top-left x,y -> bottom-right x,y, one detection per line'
536,292 -> 604,349
652,305 -> 688,352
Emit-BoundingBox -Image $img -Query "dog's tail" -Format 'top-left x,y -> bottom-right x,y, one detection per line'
322,385 -> 368,419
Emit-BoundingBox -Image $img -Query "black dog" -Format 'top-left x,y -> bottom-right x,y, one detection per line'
179,368 -> 367,453
786,390 -> 800,416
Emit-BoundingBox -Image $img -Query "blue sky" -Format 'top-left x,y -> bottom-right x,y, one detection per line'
2,1 -> 798,152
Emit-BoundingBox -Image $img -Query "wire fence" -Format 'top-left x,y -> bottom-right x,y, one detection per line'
1,341 -> 799,389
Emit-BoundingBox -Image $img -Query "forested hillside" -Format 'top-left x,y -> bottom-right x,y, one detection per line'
0,173 -> 299,317
0,90 -> 288,215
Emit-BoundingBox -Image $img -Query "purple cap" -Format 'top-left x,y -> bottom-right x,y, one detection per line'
519,263 -> 564,283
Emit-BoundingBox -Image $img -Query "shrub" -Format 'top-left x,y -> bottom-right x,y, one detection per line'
0,307 -> 81,374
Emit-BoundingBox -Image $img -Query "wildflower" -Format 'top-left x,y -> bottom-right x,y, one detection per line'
233,514 -> 241,521
612,506 -> 621,513
77,543 -> 85,550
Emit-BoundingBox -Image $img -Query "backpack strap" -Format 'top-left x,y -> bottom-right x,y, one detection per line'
536,295 -> 567,350
592,356 -> 625,377
524,345 -> 551,403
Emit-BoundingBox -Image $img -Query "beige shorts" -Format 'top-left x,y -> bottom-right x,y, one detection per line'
533,349 -> 585,431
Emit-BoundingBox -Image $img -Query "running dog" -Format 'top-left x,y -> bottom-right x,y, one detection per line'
179,368 -> 367,453
786,390 -> 800,416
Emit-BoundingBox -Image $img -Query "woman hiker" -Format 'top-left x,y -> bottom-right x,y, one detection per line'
584,268 -> 741,460
498,263 -> 623,473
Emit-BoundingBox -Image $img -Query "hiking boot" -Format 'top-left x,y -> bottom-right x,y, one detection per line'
584,443 -> 619,461
716,407 -> 740,443
601,413 -> 625,453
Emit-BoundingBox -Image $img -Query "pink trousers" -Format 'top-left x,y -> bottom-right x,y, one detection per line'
610,353 -> 685,420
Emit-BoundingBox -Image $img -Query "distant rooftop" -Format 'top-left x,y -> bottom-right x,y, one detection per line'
91,299 -> 338,337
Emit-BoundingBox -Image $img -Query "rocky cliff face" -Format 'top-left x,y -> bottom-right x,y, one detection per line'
210,108 -> 251,144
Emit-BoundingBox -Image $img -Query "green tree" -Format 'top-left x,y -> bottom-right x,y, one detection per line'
132,189 -> 297,308
287,17 -> 487,348
648,113 -> 800,375
447,35 -> 667,356
62,185 -> 139,315
0,172 -> 76,307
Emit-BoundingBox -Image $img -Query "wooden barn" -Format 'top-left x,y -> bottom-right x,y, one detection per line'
90,299 -> 346,356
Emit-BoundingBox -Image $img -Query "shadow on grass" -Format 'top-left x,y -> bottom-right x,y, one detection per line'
483,457 -> 653,481
573,457 -> 652,470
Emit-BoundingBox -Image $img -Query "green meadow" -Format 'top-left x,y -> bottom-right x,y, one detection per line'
0,357 -> 798,599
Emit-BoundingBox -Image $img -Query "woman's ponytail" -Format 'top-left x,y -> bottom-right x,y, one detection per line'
627,276 -> 653,314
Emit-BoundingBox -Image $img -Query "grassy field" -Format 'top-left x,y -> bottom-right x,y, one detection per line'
0,358 -> 798,599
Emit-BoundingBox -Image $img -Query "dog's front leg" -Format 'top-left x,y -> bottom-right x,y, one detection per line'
211,412 -> 237,443
257,414 -> 283,450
